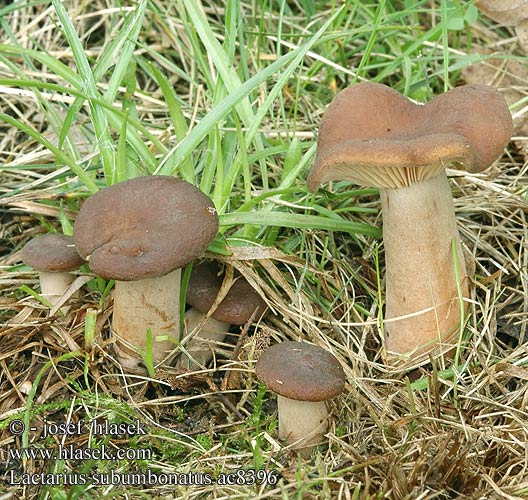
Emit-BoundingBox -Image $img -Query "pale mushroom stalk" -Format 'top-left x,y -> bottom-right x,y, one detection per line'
37,271 -> 78,307
176,308 -> 230,369
112,268 -> 181,369
381,170 -> 469,355
277,396 -> 328,458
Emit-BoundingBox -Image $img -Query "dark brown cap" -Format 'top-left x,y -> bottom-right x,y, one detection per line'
21,234 -> 84,272
73,176 -> 219,281
186,261 -> 266,324
307,82 -> 513,191
255,341 -> 345,402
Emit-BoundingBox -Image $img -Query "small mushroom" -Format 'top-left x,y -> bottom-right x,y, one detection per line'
255,341 -> 345,458
178,261 -> 267,369
73,176 -> 218,370
20,233 -> 84,311
307,82 -> 512,365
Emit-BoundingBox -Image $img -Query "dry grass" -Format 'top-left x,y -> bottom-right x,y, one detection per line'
1,1 -> 528,499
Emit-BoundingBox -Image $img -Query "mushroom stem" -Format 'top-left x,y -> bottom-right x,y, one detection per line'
176,308 -> 231,370
277,395 -> 328,458
38,271 -> 77,307
112,268 -> 181,369
381,170 -> 469,360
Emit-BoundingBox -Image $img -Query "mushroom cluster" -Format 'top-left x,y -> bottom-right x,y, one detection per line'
73,175 -> 219,370
307,82 -> 512,365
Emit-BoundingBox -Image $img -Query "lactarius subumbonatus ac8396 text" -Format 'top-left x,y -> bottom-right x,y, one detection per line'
307,83 -> 512,366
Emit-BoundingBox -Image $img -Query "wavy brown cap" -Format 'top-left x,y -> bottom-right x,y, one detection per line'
186,261 -> 266,324
21,234 -> 84,272
255,341 -> 345,402
307,82 -> 513,191
73,176 -> 219,281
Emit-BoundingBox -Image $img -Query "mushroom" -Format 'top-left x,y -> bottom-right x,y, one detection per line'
20,233 -> 84,311
73,176 -> 219,370
307,82 -> 512,365
177,260 -> 267,369
255,341 -> 345,458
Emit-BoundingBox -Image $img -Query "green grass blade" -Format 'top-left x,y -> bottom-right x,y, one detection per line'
279,143 -> 317,190
182,0 -> 258,132
149,63 -> 195,183
99,1 -> 146,101
0,112 -> 98,192
116,110 -> 129,183
440,0 -> 450,92
51,0 -> 115,182
0,78 -> 160,177
181,0 -> 269,188
156,48 -> 297,176
219,212 -> 381,238
354,0 -> 387,81
0,44 -> 81,87
244,9 -> 343,148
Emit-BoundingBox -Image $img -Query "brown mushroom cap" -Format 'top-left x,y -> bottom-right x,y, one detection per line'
307,82 -> 513,191
21,234 -> 84,272
256,341 -> 345,402
186,261 -> 266,324
73,176 -> 219,281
